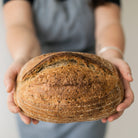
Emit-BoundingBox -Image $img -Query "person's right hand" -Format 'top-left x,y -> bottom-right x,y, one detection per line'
4,59 -> 39,125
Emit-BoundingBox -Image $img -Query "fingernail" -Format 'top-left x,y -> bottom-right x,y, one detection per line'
117,107 -> 122,112
6,85 -> 10,92
128,73 -> 133,81
33,120 -> 39,125
103,121 -> 107,124
101,119 -> 107,123
109,118 -> 113,122
23,119 -> 30,125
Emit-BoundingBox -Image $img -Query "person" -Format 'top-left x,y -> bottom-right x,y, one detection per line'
3,0 -> 134,138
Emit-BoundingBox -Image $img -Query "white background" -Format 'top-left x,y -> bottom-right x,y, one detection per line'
0,0 -> 138,138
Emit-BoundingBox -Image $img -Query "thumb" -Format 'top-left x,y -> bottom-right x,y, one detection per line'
4,63 -> 21,93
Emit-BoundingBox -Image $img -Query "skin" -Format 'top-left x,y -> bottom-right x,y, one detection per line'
3,1 -> 134,125
94,3 -> 134,123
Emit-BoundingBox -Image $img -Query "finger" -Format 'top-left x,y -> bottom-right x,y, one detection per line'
115,60 -> 133,82
101,118 -> 108,123
7,92 -> 20,113
19,112 -> 31,125
4,66 -> 18,92
117,80 -> 134,112
107,111 -> 124,122
32,119 -> 39,125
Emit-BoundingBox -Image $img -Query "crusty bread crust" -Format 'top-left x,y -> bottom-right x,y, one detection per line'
14,51 -> 124,123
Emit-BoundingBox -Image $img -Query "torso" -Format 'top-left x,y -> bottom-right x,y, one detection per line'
32,0 -> 95,53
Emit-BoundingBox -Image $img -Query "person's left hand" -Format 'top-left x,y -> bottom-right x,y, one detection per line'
100,57 -> 134,123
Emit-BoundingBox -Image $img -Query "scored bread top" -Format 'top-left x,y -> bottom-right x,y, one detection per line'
17,51 -> 117,82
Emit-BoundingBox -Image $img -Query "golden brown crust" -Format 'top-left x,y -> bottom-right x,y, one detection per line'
14,51 -> 124,123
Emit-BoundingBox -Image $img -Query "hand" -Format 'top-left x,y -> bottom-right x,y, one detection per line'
4,59 -> 39,125
100,57 -> 134,123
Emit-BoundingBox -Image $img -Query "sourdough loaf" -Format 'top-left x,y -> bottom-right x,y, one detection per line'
14,51 -> 124,123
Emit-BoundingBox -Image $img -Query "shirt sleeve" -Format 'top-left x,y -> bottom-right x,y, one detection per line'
106,0 -> 121,6
92,0 -> 121,8
3,0 -> 34,5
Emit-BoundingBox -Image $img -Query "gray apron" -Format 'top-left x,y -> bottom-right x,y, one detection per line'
16,0 -> 106,138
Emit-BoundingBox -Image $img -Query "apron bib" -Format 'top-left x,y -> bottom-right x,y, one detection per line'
33,0 -> 95,53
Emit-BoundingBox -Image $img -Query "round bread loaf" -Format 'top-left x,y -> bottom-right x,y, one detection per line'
14,51 -> 124,123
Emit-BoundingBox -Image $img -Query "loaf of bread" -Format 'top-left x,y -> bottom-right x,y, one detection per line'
14,51 -> 124,123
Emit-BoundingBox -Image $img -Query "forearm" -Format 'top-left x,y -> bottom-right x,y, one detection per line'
3,0 -> 41,62
6,25 -> 41,62
96,23 -> 125,58
94,3 -> 124,59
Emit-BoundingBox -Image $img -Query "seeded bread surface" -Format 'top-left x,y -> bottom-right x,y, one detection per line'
14,51 -> 124,123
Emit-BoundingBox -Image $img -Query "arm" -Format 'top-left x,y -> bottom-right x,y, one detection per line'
3,0 -> 41,125
95,3 -> 124,58
94,3 -> 134,122
3,0 -> 41,61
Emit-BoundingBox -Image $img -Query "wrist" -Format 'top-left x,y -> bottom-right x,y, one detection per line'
14,56 -> 31,65
97,46 -> 124,59
13,45 -> 41,63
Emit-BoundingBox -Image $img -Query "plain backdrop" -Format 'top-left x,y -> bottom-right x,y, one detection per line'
0,0 -> 137,138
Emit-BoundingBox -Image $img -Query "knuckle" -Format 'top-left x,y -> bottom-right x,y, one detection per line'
8,106 -> 15,113
8,103 -> 18,113
124,61 -> 129,66
125,62 -> 132,73
122,63 -> 130,72
121,60 -> 130,69
4,72 -> 10,84
126,65 -> 131,72
126,100 -> 131,106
